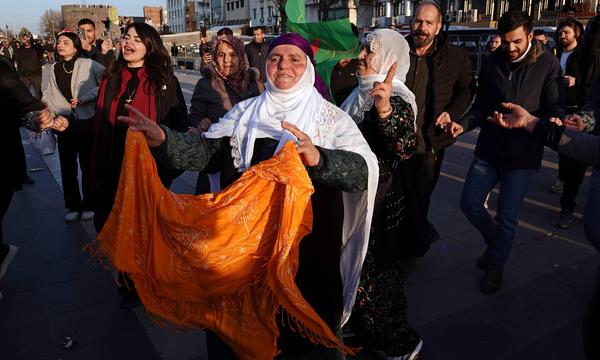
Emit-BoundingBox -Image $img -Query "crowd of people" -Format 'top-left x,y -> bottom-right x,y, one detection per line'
1,1 -> 600,359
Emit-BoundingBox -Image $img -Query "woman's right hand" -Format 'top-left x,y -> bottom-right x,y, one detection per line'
117,104 -> 166,147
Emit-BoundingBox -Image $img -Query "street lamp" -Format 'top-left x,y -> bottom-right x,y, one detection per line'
50,20 -> 56,42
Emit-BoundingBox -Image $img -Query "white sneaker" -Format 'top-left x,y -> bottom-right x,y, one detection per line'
80,211 -> 95,221
64,211 -> 79,222
0,244 -> 18,280
389,338 -> 423,360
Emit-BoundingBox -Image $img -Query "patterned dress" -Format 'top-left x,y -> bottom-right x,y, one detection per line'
351,96 -> 422,356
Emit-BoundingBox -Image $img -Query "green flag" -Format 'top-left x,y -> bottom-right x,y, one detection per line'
284,0 -> 360,101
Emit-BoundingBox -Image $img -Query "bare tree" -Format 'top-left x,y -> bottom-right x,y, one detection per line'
39,9 -> 64,40
274,0 -> 288,34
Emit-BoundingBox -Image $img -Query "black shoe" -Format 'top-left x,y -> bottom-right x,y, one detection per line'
553,209 -> 574,229
481,264 -> 503,294
22,175 -> 35,185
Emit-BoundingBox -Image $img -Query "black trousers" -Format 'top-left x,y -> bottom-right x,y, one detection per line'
0,190 -> 15,246
558,154 -> 588,212
20,75 -> 42,99
411,148 -> 446,215
56,119 -> 94,212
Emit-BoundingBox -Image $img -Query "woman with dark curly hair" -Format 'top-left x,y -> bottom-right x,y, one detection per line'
89,22 -> 189,307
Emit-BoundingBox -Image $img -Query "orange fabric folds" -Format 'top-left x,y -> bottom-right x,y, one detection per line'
95,130 -> 351,359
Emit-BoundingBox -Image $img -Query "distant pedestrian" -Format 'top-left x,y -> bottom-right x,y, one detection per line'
15,32 -> 44,99
245,26 -> 269,82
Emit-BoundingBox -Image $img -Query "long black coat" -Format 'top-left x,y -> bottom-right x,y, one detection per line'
0,57 -> 44,191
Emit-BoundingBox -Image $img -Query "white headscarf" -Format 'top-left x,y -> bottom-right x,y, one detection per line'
204,46 -> 378,326
341,29 -> 418,124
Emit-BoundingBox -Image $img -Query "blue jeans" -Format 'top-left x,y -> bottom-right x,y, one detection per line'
460,157 -> 535,267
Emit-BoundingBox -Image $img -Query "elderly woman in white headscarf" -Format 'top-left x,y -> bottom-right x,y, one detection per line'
118,33 -> 378,359
340,28 -> 423,360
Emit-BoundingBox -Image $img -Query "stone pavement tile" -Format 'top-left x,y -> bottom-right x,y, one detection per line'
409,228 -> 487,279
146,326 -> 207,360
429,214 -> 475,240
1,263 -> 42,294
53,300 -> 143,347
0,317 -> 59,360
42,270 -> 117,315
539,255 -> 599,305
0,288 -> 50,322
416,312 -> 517,360
508,236 -> 596,276
466,276 -> 581,345
35,254 -> 103,288
503,319 -> 584,360
406,260 -> 540,328
59,327 -> 161,360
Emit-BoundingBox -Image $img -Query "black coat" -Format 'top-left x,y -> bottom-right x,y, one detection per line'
406,33 -> 475,151
556,45 -> 587,111
244,41 -> 269,82
0,57 -> 44,191
460,40 -> 565,169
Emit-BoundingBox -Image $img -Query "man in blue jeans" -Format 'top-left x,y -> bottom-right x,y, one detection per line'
439,10 -> 565,293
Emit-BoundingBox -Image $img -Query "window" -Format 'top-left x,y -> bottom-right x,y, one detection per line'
241,0 -> 244,7
236,1 -> 239,9
253,8 -> 257,19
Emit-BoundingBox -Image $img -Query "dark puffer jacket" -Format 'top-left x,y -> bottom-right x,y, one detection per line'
459,39 -> 565,169
405,33 -> 476,152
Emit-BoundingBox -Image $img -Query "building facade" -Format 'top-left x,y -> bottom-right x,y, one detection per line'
223,0 -> 251,21
143,6 -> 165,30
249,0 -> 278,30
166,0 -> 186,33
61,4 -> 120,38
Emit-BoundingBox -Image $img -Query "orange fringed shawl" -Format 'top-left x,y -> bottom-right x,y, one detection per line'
95,131 -> 351,359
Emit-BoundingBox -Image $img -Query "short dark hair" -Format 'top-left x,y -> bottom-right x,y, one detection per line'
252,26 -> 264,33
498,10 -> 533,35
217,27 -> 233,36
77,18 -> 96,28
533,29 -> 547,37
558,19 -> 582,40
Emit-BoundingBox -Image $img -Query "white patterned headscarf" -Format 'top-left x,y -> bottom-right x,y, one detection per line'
341,29 -> 417,124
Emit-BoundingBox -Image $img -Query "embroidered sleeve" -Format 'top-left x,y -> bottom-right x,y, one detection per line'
376,96 -> 417,160
306,146 -> 368,193
154,126 -> 224,171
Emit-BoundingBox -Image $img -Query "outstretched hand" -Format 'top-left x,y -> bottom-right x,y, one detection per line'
281,121 -> 320,167
487,102 -> 540,134
117,104 -> 166,147
370,62 -> 397,118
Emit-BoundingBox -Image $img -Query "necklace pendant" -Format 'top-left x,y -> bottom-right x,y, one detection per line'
126,99 -> 133,104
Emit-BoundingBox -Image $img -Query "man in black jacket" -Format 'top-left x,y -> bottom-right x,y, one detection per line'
404,0 -> 475,255
244,26 -> 269,82
553,19 -> 589,228
443,11 -> 565,293
15,33 -> 44,99
77,18 -> 115,68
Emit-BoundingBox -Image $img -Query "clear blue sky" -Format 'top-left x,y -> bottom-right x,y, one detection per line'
0,0 -> 164,35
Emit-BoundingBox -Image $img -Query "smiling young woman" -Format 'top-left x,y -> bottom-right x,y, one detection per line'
89,22 -> 190,308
